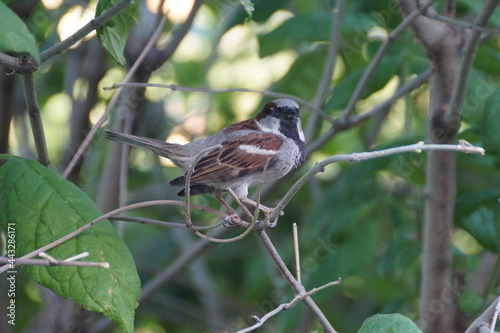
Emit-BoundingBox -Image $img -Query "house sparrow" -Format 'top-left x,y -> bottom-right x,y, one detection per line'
105,99 -> 307,218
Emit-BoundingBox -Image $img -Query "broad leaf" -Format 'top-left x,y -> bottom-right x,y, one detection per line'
96,0 -> 136,66
0,1 -> 40,63
0,155 -> 140,333
358,314 -> 422,333
460,207 -> 500,253
482,88 -> 500,159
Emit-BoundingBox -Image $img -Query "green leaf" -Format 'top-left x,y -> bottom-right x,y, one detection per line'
96,0 -> 136,66
0,1 -> 40,63
482,88 -> 500,159
0,155 -> 140,333
358,314 -> 422,333
460,207 -> 500,253
457,289 -> 484,314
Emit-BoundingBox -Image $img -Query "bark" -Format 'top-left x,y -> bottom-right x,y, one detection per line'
397,1 -> 465,332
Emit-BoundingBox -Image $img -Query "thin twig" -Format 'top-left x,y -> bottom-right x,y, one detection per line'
106,83 -> 335,123
490,298 -> 500,333
0,199 -> 227,274
39,0 -> 132,63
446,0 -> 500,127
1,251 -> 109,268
305,0 -> 345,140
271,141 -> 484,221
293,223 -> 301,284
341,0 -> 437,120
423,12 -> 500,35
21,72 -> 50,166
310,68 -> 431,152
256,229 -> 337,332
62,13 -> 168,179
237,278 -> 341,333
109,215 -> 225,230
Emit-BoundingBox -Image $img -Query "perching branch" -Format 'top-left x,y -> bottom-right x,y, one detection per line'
0,199 -> 226,274
270,141 -> 484,222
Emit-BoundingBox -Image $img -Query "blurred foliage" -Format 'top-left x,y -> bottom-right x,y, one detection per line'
1,0 -> 500,332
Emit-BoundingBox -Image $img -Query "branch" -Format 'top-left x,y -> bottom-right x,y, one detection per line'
1,251 -> 109,268
237,279 -> 341,333
423,12 -> 500,35
341,0 -> 437,120
465,297 -> 500,333
109,215 -> 225,230
21,72 -> 50,166
62,13 -> 168,179
305,0 -> 345,140
256,229 -> 337,332
446,0 -> 500,127
106,83 -> 335,123
310,68 -> 431,152
270,141 -> 484,221
0,199 -> 226,274
39,0 -> 132,63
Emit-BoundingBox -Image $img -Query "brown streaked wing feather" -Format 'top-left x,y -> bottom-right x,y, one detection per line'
186,132 -> 283,185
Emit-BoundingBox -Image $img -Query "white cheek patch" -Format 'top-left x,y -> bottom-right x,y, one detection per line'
239,145 -> 277,155
297,119 -> 305,142
257,117 -> 281,135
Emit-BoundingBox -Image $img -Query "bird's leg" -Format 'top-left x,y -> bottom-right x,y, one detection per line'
211,191 -> 242,227
240,198 -> 283,227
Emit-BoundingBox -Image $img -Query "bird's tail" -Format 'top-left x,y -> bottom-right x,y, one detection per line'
104,130 -> 179,159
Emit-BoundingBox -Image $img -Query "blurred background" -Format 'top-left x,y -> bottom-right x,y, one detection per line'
1,0 -> 500,332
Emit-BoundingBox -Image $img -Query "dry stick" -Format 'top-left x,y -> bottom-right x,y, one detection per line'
109,215 -> 225,230
270,142 -> 485,222
341,0 -> 437,121
107,83 -> 334,123
21,72 -> 50,166
237,279 -> 342,333
293,223 -> 301,284
256,229 -> 337,333
39,0 -> 132,63
0,257 -> 109,268
0,200 -> 226,274
62,13 -> 168,179
446,0 -> 500,126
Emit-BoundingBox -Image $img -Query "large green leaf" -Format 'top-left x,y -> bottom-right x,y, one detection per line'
96,0 -> 136,66
0,155 -> 140,333
460,207 -> 500,253
482,88 -> 500,159
358,314 -> 422,333
0,1 -> 40,63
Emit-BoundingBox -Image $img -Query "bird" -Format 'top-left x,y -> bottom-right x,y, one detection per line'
104,99 -> 307,220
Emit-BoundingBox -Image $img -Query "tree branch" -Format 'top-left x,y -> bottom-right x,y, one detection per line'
62,13 -> 168,179
270,142 -> 484,222
107,83 -> 335,123
21,72 -> 50,166
341,0 -> 437,121
0,200 -> 227,274
446,0 -> 500,128
39,0 -> 132,63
